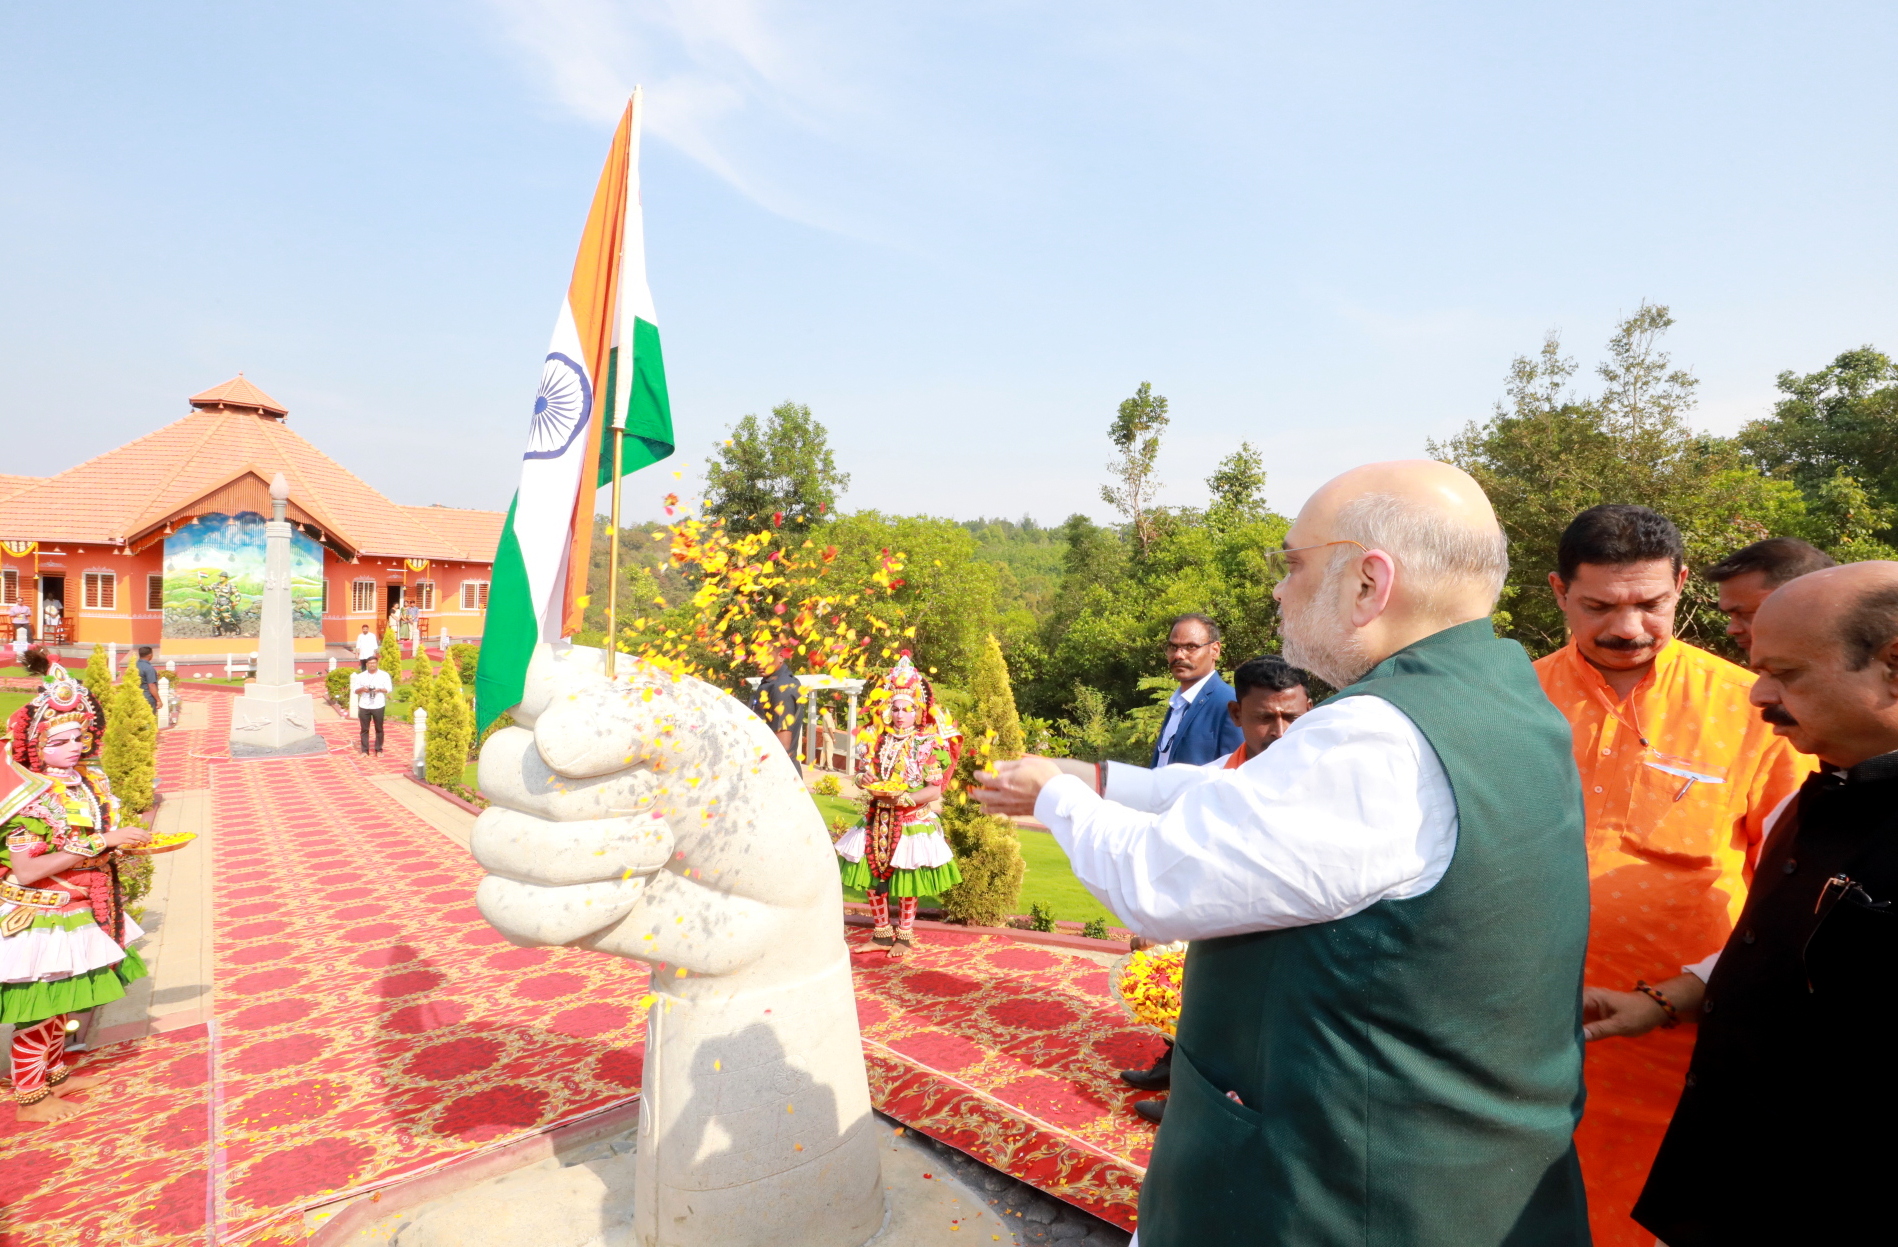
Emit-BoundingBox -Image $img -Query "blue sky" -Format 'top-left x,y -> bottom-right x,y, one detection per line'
4,2 -> 1896,526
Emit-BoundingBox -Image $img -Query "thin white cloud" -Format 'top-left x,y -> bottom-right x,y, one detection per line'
479,0 -> 921,234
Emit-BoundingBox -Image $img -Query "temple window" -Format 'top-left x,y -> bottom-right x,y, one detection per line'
146,574 -> 164,612
416,580 -> 436,611
461,580 -> 490,611
83,572 -> 116,611
350,578 -> 377,614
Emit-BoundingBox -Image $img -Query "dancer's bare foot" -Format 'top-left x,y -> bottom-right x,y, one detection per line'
16,1096 -> 85,1123
50,1074 -> 106,1096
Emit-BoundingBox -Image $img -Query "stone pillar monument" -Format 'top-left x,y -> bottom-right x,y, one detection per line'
229,473 -> 324,758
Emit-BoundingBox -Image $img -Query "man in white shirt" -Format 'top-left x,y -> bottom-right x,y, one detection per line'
351,655 -> 392,755
355,624 -> 379,670
975,461 -> 1591,1247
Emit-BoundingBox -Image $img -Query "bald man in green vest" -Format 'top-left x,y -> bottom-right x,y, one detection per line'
977,461 -> 1591,1246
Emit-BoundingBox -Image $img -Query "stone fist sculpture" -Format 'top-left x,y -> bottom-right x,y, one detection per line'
473,644 -> 883,1247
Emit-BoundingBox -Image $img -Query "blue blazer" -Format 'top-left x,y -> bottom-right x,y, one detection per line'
1151,671 -> 1245,768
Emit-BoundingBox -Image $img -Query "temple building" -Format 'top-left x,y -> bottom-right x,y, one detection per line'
0,376 -> 503,654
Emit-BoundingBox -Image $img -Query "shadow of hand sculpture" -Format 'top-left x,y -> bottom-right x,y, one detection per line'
473,644 -> 883,1247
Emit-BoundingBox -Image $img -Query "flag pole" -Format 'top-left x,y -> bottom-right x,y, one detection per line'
606,428 -> 623,677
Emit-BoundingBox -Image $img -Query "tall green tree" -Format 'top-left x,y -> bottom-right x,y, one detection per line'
1101,383 -> 1170,556
703,401 -> 850,535
824,513 -> 1001,690
1205,441 -> 1270,527
1432,305 -> 1807,656
1739,346 -> 1898,538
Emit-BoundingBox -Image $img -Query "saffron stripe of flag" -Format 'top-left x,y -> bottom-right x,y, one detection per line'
476,97 -> 635,733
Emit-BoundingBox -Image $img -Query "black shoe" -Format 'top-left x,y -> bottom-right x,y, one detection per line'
1119,1049 -> 1172,1092
1134,1098 -> 1166,1124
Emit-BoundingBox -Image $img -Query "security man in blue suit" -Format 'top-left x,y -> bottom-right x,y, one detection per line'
1150,614 -> 1244,768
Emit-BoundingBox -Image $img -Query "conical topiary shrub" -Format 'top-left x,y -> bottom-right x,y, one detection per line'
377,623 -> 403,678
425,671 -> 472,787
103,671 -> 157,815
83,644 -> 114,709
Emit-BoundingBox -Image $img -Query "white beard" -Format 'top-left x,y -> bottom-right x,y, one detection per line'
1281,564 -> 1374,688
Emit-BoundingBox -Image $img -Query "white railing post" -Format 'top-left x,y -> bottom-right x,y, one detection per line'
412,706 -> 428,779
106,642 -> 117,678
845,691 -> 859,775
156,677 -> 172,729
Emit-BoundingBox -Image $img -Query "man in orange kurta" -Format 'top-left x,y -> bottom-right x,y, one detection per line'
1533,506 -> 1815,1247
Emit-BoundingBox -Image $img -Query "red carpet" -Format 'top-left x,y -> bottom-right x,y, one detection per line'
1,691 -> 649,1246
2,689 -> 1158,1242
0,1024 -> 212,1245
210,700 -> 651,1243
851,928 -> 1161,1231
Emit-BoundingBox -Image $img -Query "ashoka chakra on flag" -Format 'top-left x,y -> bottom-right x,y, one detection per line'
524,351 -> 592,460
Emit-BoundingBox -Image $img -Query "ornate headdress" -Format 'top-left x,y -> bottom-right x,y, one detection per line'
876,656 -> 930,725
7,647 -> 106,772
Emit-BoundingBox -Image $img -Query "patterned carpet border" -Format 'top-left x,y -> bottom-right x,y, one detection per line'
848,928 -> 1161,1232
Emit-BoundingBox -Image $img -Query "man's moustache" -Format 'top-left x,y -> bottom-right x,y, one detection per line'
1761,704 -> 1799,727
1593,635 -> 1661,652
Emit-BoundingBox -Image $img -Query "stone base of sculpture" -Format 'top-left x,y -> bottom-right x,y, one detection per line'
228,681 -> 323,757
363,1112 -> 1026,1247
472,643 -> 886,1247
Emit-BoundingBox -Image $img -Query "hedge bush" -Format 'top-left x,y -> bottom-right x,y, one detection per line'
325,668 -> 352,703
448,643 -> 480,685
937,813 -> 1023,928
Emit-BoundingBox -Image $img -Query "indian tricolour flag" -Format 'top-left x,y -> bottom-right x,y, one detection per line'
477,87 -> 675,732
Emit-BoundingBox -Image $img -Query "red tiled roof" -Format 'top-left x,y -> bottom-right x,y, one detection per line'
188,374 -> 288,415
0,386 -> 504,563
400,506 -> 506,562
0,475 -> 43,503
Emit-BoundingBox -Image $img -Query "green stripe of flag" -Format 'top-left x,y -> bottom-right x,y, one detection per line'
598,317 -> 674,486
474,494 -> 539,733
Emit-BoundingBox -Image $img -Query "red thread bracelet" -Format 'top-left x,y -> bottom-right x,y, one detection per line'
1634,980 -> 1679,1028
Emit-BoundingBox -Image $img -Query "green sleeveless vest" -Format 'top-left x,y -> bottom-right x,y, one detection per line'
1137,619 -> 1591,1246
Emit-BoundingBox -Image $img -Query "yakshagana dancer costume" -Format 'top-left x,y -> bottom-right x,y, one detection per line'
0,652 -> 148,1111
834,657 -> 962,954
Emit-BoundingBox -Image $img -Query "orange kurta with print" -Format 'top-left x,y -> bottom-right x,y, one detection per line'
1534,637 -> 1815,1247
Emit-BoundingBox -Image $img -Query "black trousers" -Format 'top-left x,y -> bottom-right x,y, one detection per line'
358,656 -> 372,671
359,707 -> 385,753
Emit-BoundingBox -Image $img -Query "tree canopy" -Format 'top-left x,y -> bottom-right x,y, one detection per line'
703,401 -> 850,535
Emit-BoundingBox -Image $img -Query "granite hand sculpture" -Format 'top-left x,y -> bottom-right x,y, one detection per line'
473,644 -> 883,1247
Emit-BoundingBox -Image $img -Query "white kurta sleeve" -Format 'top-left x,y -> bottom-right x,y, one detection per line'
1099,760 -> 1222,814
1035,695 -> 1458,943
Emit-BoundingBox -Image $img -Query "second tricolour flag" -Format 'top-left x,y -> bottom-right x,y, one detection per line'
477,88 -> 675,732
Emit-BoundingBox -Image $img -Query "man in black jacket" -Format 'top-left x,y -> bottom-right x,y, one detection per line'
1632,560 -> 1898,1246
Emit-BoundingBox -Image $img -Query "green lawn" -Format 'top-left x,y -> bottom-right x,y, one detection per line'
1016,828 -> 1120,925
0,687 -> 32,724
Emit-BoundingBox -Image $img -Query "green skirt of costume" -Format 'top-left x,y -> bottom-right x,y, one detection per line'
839,857 -> 964,899
0,945 -> 149,1026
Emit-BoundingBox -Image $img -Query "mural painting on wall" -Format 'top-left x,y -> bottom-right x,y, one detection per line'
162,512 -> 324,639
